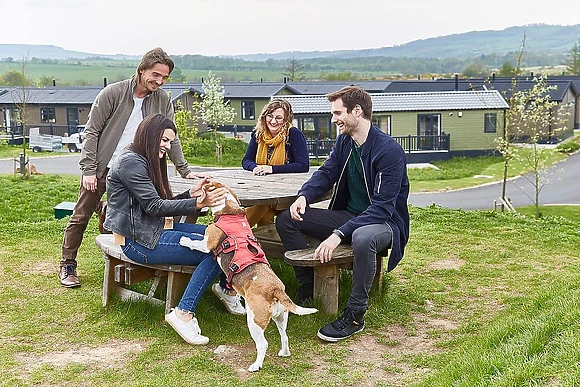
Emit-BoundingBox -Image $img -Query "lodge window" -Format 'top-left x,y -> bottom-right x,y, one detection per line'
372,115 -> 391,135
40,107 -> 56,123
241,101 -> 255,120
484,113 -> 497,133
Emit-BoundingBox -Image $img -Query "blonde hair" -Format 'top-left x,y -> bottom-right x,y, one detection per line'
254,99 -> 294,141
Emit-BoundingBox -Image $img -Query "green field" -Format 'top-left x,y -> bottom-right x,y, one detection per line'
0,61 -> 397,85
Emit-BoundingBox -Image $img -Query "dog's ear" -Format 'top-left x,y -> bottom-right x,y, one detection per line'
228,186 -> 241,205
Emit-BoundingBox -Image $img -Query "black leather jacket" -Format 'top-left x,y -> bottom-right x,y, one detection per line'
103,148 -> 199,249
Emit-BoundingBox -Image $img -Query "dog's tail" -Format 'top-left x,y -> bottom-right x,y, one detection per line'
274,288 -> 318,315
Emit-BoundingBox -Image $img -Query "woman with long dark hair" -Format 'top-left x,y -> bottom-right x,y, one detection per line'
104,113 -> 231,345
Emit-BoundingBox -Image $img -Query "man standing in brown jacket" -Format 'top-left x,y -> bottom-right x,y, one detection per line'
59,47 -> 197,287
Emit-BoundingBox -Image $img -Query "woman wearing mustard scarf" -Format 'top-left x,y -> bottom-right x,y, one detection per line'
242,99 -> 309,227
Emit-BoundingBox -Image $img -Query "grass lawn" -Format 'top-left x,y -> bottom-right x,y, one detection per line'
517,204 -> 580,222
1,174 -> 579,386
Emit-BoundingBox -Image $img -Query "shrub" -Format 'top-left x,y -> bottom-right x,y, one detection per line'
181,137 -> 247,166
556,139 -> 580,154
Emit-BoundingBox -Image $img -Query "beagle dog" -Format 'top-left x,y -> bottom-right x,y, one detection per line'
180,181 -> 317,372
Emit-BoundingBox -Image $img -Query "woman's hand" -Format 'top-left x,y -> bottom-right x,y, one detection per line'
196,186 -> 228,209
189,178 -> 210,198
253,165 -> 273,176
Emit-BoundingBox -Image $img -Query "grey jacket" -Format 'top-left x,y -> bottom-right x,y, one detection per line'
79,78 -> 191,178
103,148 -> 199,249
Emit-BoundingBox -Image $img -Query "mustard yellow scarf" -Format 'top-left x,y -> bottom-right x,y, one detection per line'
256,126 -> 289,166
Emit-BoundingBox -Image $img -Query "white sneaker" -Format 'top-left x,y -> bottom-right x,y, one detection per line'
165,309 -> 209,345
212,283 -> 246,315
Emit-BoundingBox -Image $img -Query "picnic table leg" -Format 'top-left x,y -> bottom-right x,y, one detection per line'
314,264 -> 339,314
102,254 -> 122,307
165,272 -> 191,315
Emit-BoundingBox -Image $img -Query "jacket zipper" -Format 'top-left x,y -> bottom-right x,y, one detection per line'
129,195 -> 136,242
359,153 -> 372,203
330,147 -> 352,208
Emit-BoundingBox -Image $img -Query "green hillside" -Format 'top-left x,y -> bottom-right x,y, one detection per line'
236,24 -> 580,60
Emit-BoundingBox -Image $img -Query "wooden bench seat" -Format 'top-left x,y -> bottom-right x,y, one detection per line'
95,234 -> 196,314
284,247 -> 386,314
253,224 -> 386,314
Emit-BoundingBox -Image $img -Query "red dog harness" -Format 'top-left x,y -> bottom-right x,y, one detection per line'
213,213 -> 269,283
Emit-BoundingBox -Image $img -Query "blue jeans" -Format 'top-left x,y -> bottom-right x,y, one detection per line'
121,223 -> 222,314
276,208 -> 392,313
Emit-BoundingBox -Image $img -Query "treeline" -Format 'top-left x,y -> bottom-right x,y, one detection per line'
172,51 -> 566,76
0,51 -> 570,86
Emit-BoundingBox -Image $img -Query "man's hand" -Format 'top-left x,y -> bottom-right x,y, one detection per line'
252,165 -> 273,176
189,178 -> 210,198
289,196 -> 307,221
185,171 -> 211,179
82,175 -> 97,192
313,234 -> 341,263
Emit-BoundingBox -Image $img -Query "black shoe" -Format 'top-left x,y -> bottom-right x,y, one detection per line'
317,308 -> 365,342
59,265 -> 81,288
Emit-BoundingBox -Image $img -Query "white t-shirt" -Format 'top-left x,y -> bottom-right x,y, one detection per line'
108,96 -> 145,168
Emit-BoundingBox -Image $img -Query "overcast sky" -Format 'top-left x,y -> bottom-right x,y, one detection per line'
1,0 -> 578,57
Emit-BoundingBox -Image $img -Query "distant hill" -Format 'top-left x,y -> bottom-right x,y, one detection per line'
0,44 -> 140,60
2,24 -> 579,63
234,24 -> 580,61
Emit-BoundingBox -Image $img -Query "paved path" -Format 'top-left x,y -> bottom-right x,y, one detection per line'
2,152 -> 579,210
408,152 -> 580,209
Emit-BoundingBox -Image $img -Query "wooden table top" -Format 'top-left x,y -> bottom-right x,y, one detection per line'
169,168 -> 325,210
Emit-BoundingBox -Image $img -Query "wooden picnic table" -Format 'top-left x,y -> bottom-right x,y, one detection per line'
169,168 -> 321,210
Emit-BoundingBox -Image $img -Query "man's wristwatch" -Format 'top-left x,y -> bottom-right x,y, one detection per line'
332,229 -> 344,240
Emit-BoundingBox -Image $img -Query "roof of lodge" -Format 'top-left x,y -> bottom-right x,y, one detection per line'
0,87 -> 101,104
280,90 -> 509,114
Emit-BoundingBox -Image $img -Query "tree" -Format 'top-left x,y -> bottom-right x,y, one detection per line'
37,75 -> 56,87
10,58 -> 34,177
191,71 -> 236,162
565,40 -> 580,75
496,35 -> 526,212
0,70 -> 32,86
169,66 -> 187,83
283,57 -> 305,81
507,75 -> 571,218
174,99 -> 198,143
498,61 -> 516,77
461,61 -> 486,77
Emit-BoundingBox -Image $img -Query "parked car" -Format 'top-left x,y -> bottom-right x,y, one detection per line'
61,125 -> 85,152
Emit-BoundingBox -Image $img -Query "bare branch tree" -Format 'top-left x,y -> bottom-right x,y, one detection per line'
10,56 -> 34,177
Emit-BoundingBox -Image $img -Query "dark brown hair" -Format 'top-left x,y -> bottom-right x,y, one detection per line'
131,113 -> 176,199
254,99 -> 294,140
327,86 -> 372,120
134,47 -> 175,82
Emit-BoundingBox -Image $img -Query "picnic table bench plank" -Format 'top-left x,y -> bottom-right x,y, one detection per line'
96,234 -> 196,314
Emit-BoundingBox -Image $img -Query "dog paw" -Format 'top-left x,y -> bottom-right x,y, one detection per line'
179,236 -> 210,253
278,349 -> 291,357
248,362 -> 262,372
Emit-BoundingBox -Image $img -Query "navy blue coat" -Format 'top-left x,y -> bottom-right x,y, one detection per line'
298,125 -> 410,272
242,127 -> 309,173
